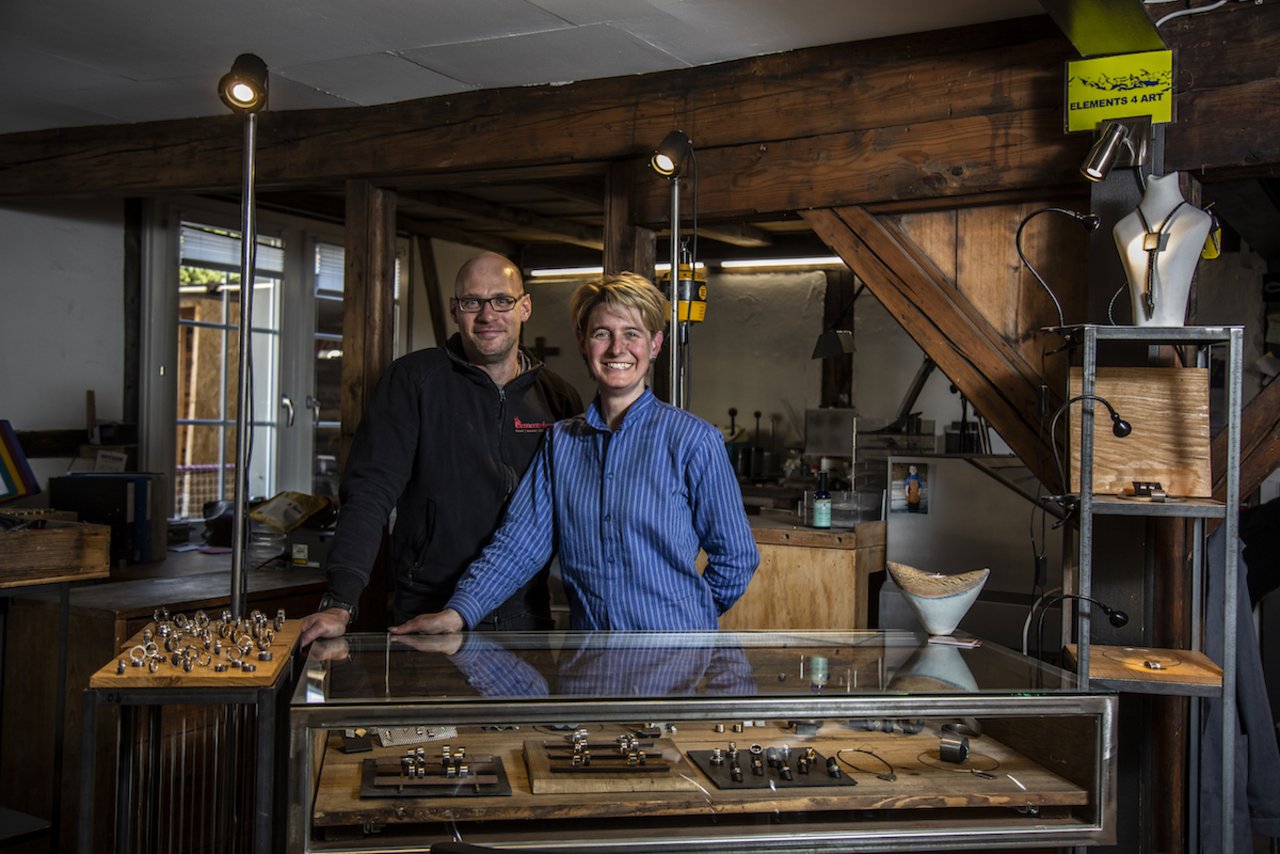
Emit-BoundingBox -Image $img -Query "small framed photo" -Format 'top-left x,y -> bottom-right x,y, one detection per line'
890,462 -> 929,514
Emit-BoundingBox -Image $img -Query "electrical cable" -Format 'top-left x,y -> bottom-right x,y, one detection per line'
1022,586 -> 1062,655
1016,207 -> 1101,329
1047,394 -> 1133,499
1034,592 -> 1129,665
1106,282 -> 1128,325
1154,0 -> 1230,27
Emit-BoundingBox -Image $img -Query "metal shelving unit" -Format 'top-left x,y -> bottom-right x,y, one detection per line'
1061,323 -> 1242,854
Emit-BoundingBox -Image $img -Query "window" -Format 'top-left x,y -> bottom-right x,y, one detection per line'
173,222 -> 284,520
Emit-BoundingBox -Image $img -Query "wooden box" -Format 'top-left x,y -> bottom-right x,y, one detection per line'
1068,366 -> 1211,498
0,521 -> 110,587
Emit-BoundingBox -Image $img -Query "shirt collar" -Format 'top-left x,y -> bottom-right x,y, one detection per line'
585,386 -> 655,432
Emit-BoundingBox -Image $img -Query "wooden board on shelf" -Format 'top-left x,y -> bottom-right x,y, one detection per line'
1068,367 -> 1211,498
87,619 -> 302,688
1064,643 -> 1222,690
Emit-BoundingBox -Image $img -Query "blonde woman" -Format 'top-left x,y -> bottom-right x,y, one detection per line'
397,272 -> 757,633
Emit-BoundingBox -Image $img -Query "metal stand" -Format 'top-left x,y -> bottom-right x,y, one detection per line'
1067,324 -> 1241,854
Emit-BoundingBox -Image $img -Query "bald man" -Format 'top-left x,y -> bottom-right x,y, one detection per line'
301,253 -> 582,645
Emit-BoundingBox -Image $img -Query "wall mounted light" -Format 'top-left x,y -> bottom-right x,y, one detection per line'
221,53 -> 269,617
1080,117 -> 1151,182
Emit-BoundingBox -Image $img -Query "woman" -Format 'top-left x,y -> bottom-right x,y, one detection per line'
394,272 -> 758,632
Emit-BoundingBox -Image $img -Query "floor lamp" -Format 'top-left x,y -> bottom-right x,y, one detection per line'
218,53 -> 268,618
649,130 -> 693,409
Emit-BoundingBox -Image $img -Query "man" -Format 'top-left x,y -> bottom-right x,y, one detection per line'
299,252 -> 582,646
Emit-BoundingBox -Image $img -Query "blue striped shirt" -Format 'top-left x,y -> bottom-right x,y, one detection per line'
449,388 -> 759,630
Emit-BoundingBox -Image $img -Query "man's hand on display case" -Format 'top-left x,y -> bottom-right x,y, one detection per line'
391,632 -> 464,656
299,608 -> 352,646
389,608 -> 465,635
308,636 -> 352,661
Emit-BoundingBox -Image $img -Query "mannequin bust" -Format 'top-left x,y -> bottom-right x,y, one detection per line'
1113,172 -> 1212,326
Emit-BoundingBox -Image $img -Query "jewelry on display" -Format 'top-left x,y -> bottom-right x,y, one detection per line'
938,734 -> 969,764
112,608 -> 287,678
1134,200 -> 1187,317
836,747 -> 897,781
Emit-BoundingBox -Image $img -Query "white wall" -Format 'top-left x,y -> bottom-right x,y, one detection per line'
0,200 -> 125,493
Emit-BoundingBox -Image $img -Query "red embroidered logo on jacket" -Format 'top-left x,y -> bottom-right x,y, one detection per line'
514,416 -> 552,433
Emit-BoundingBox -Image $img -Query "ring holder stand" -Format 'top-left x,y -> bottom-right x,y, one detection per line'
686,747 -> 857,790
360,752 -> 511,798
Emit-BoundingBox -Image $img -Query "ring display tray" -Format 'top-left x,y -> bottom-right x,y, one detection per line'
687,747 -> 857,790
360,755 -> 511,799
523,737 -> 692,794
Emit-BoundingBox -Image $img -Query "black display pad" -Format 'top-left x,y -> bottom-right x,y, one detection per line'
686,748 -> 858,790
360,755 -> 512,798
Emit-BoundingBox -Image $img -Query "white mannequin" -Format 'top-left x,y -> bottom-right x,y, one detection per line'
1113,172 -> 1212,327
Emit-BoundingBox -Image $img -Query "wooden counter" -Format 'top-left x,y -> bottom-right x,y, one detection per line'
0,554 -> 324,854
719,513 -> 886,631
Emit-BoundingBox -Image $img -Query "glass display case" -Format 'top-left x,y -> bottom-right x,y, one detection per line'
288,631 -> 1116,852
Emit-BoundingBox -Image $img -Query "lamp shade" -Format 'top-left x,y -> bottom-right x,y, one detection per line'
811,329 -> 855,359
1080,121 -> 1129,182
650,130 -> 692,177
218,53 -> 269,113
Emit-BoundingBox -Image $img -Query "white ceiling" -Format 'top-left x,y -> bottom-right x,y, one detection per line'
0,0 -> 1042,137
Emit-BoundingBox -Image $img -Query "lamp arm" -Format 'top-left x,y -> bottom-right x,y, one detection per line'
1016,207 -> 1100,330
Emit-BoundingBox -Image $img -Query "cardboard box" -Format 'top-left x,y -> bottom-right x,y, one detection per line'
0,521 -> 111,587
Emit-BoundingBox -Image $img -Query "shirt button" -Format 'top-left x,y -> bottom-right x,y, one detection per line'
604,514 -> 612,522
607,473 -> 615,480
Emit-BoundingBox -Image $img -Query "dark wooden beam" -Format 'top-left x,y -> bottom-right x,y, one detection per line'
1212,371 -> 1280,506
691,222 -> 772,249
1163,1 -> 1280,179
340,180 -> 396,470
632,107 -> 1089,224
820,269 -> 856,408
0,17 -> 1074,206
604,162 -> 655,277
412,234 -> 448,350
802,206 -> 1055,488
397,215 -> 517,257
11,429 -> 88,459
405,189 -> 602,250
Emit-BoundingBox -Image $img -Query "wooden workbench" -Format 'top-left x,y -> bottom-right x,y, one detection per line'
719,513 -> 886,631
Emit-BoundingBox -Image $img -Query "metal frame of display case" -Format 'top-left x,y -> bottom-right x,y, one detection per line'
288,631 -> 1117,853
1060,324 -> 1242,854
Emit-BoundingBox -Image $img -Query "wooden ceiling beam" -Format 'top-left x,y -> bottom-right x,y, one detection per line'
802,205 -> 1056,488
397,215 -> 518,257
0,17 -> 1072,201
689,222 -> 773,248
404,189 -> 602,251
1212,370 -> 1280,506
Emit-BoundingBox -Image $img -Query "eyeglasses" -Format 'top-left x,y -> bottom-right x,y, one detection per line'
452,294 -> 525,313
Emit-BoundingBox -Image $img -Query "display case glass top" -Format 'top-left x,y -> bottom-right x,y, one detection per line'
295,630 -> 1082,708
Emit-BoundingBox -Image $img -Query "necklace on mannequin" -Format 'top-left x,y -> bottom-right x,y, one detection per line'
1134,200 -> 1186,318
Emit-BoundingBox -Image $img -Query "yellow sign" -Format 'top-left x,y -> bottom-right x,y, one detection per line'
1066,50 -> 1173,132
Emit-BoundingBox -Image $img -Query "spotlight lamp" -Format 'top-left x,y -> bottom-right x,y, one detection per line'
218,53 -> 269,113
1080,117 -> 1151,182
650,130 -> 693,178
1035,592 -> 1129,665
